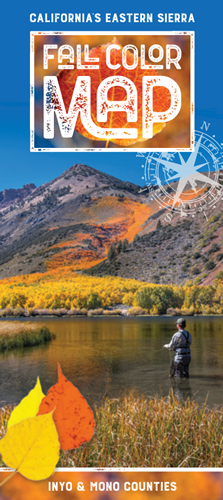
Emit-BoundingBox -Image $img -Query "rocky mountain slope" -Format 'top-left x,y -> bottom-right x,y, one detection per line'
0,163 -> 222,285
0,184 -> 36,207
86,214 -> 223,285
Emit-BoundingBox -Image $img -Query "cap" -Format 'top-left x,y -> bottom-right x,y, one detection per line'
176,317 -> 186,327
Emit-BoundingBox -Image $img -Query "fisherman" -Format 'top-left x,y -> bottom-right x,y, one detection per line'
163,318 -> 192,378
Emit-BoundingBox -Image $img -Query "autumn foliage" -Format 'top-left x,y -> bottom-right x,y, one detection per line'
0,367 -> 95,481
38,365 -> 95,451
0,268 -> 223,314
46,197 -> 154,271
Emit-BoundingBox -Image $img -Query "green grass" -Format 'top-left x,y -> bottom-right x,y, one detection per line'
0,322 -> 55,351
0,393 -> 222,468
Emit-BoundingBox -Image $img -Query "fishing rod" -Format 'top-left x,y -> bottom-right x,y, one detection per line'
112,335 -> 187,353
112,346 -> 164,352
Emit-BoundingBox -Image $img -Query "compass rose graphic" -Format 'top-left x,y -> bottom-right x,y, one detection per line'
155,135 -> 222,208
138,129 -> 223,219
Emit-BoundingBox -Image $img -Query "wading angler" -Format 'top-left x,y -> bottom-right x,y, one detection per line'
164,318 -> 192,378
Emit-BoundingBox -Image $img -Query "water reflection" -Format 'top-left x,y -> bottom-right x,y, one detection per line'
0,316 -> 223,407
170,378 -> 193,402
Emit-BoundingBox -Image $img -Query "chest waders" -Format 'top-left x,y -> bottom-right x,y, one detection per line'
169,330 -> 190,378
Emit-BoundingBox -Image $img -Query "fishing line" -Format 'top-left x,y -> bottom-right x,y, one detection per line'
137,346 -> 164,352
112,346 -> 164,352
112,338 -> 186,353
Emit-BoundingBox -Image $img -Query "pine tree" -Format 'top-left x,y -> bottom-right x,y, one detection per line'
108,244 -> 115,261
121,239 -> 128,252
117,241 -> 122,254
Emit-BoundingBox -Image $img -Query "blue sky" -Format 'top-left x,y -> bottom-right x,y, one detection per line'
1,0 -> 223,190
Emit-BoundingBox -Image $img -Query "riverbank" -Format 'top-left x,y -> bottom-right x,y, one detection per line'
0,306 -> 223,318
0,305 -> 138,317
0,322 -> 55,351
0,393 -> 222,467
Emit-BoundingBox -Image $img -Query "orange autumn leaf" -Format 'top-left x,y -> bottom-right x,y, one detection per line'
57,38 -> 171,146
37,364 -> 95,451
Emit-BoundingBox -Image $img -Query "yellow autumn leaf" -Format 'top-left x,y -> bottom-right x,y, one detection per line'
0,412 -> 60,480
8,377 -> 45,428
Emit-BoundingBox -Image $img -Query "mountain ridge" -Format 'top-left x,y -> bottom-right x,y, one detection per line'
0,184 -> 36,208
0,163 -> 222,286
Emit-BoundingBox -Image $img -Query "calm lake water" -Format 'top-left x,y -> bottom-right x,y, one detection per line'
1,316 -> 223,407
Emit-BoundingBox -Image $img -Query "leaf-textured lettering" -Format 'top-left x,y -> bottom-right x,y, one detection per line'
57,38 -> 171,146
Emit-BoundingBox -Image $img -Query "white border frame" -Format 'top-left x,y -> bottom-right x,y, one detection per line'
0,466 -> 222,471
30,31 -> 195,152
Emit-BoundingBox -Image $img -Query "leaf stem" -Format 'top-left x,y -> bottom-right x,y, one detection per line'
0,469 -> 17,487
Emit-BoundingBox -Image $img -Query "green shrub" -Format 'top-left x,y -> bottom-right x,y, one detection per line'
191,267 -> 200,275
136,285 -> 181,314
209,243 -> 220,254
205,260 -> 215,270
216,253 -> 223,262
193,252 -> 201,260
181,265 -> 189,272
86,292 -> 102,309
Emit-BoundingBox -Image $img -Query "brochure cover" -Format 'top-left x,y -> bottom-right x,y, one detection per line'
0,0 -> 223,498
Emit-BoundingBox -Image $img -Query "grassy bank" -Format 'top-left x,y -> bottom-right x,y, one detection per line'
0,322 -> 55,351
0,393 -> 222,467
60,393 -> 223,467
